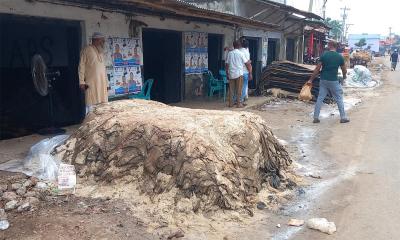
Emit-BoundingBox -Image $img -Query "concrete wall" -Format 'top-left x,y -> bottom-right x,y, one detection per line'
133,15 -> 235,48
0,0 -> 236,57
0,0 -> 131,46
0,0 -> 238,101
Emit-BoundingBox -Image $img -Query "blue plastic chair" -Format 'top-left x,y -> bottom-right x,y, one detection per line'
129,79 -> 154,100
219,70 -> 228,102
207,71 -> 224,99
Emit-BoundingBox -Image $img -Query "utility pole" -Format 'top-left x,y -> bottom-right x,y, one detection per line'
345,24 -> 353,39
340,6 -> 350,43
309,0 -> 314,13
322,0 -> 328,19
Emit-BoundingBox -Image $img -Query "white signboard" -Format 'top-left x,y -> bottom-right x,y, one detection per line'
57,164 -> 77,191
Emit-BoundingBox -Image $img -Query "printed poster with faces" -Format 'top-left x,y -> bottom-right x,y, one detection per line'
105,37 -> 143,98
184,32 -> 208,75
110,66 -> 142,96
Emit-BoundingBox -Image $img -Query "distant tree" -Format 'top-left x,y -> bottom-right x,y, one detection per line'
324,18 -> 343,41
355,38 -> 367,48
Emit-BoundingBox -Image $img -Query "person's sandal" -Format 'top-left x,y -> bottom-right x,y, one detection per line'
313,119 -> 320,124
340,118 -> 350,124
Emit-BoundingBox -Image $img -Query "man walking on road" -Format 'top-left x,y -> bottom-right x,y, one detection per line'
225,40 -> 252,108
390,49 -> 399,71
307,41 -> 350,124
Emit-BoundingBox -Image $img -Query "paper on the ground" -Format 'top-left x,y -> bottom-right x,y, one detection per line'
57,163 -> 76,190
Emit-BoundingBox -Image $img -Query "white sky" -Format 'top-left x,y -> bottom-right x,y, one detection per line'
286,0 -> 397,37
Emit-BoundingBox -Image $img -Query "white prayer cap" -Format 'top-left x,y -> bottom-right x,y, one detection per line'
92,32 -> 105,39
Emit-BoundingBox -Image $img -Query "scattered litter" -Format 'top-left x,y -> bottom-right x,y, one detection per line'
276,224 -> 281,228
24,135 -> 69,180
307,218 -> 336,235
257,201 -> 267,210
0,135 -> 69,181
345,65 -> 378,88
297,188 -> 306,196
17,202 -> 31,212
57,164 -> 77,195
288,218 -> 305,227
0,209 -> 7,220
5,200 -> 18,211
308,174 -> 322,179
35,182 -> 48,190
167,230 -> 185,239
0,220 -> 9,231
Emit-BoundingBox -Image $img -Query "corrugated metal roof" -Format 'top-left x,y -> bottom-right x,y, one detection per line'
164,0 -> 280,29
47,0 -> 280,30
257,0 -> 322,20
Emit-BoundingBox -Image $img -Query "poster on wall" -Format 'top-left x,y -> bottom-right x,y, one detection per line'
111,66 -> 142,96
184,32 -> 208,75
262,37 -> 268,68
104,37 -> 143,98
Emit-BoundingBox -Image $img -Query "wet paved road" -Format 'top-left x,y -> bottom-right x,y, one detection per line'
293,63 -> 400,239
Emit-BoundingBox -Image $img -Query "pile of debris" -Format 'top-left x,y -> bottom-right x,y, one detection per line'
346,65 -> 378,88
0,172 -> 53,230
259,61 -> 321,99
55,100 -> 293,213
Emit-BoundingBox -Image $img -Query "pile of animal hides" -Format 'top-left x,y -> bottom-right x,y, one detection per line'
259,61 -> 321,99
350,51 -> 372,62
54,100 -> 293,212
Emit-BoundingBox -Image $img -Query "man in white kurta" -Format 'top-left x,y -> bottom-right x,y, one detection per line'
78,32 -> 108,113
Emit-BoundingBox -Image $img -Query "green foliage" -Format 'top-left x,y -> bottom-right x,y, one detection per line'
324,18 -> 343,40
355,38 -> 367,48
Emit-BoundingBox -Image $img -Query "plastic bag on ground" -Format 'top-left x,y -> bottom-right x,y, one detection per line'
307,218 -> 336,235
23,135 -> 69,181
0,135 -> 69,181
346,65 -> 377,88
299,84 -> 313,101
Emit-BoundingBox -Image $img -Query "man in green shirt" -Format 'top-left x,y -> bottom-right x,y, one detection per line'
307,41 -> 350,124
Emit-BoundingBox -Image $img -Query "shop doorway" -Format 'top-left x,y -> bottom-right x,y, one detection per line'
247,37 -> 260,90
267,38 -> 279,65
208,34 -> 223,77
142,29 -> 182,103
286,38 -> 296,62
0,14 -> 82,140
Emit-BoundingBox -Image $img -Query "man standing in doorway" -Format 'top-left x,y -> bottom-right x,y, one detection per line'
390,49 -> 399,71
307,41 -> 350,124
78,32 -> 108,114
239,37 -> 252,104
225,40 -> 252,108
